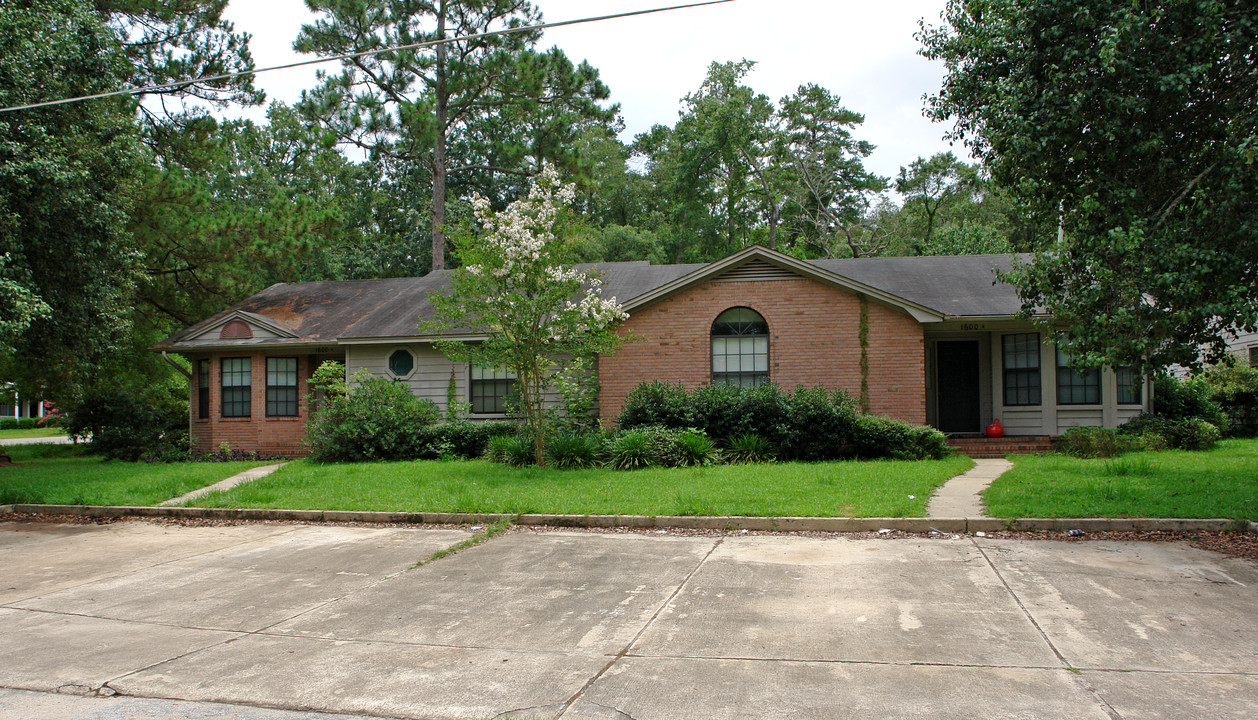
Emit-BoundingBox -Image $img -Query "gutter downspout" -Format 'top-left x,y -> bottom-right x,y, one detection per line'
162,351 -> 192,380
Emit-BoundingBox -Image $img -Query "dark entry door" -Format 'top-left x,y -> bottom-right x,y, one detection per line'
936,341 -> 981,433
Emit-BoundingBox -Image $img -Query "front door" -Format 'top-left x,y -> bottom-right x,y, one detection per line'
936,341 -> 981,433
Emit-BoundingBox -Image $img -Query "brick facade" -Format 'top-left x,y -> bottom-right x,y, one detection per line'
189,351 -> 313,456
186,278 -> 928,453
598,278 -> 926,426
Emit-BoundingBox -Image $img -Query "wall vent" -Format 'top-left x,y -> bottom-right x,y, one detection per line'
711,258 -> 799,282
220,320 -> 254,339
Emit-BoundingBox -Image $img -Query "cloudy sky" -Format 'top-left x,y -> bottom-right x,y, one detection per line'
222,0 -> 959,180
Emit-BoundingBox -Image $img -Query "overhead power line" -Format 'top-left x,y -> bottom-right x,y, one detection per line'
0,0 -> 734,114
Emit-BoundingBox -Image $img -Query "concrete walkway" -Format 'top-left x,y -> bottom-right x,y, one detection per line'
159,463 -> 287,506
926,458 -> 1013,518
0,435 -> 77,446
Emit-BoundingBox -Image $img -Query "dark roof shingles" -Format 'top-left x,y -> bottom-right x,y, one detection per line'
158,254 -> 1026,349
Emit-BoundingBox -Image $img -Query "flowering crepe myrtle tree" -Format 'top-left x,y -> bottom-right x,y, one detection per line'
427,167 -> 628,464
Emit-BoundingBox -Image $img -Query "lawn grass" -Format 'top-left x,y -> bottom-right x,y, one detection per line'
188,455 -> 974,517
0,444 -> 271,507
984,438 -> 1258,519
0,427 -> 67,440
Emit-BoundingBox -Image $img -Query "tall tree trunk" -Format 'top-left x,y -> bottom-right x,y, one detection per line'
430,8 -> 448,272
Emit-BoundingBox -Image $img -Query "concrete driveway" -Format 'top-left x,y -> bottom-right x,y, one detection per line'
1,520 -> 1255,720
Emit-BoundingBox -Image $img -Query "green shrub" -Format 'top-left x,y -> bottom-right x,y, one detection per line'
690,382 -> 786,447
851,415 -> 951,460
725,432 -> 775,463
780,386 -> 859,461
674,430 -> 720,467
608,431 -> 652,470
617,380 -> 942,462
1162,417 -> 1221,450
1197,364 -> 1258,437
485,434 -> 515,464
305,372 -> 441,462
617,381 -> 693,429
0,417 -> 41,430
1153,374 -> 1228,429
1118,413 -> 1221,451
63,390 -> 188,462
1053,426 -> 1141,459
500,434 -> 537,467
547,432 -> 604,469
415,421 -> 516,460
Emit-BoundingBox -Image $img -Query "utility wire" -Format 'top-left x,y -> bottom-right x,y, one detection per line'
0,0 -> 734,114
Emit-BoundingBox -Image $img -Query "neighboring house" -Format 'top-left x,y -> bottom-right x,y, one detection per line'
1224,329 -> 1258,367
0,383 -> 48,422
153,245 -> 1151,455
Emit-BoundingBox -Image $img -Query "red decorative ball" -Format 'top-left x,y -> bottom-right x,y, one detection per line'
985,418 -> 1005,438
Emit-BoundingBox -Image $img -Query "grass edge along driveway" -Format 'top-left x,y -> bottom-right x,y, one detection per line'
189,455 -> 976,518
984,438 -> 1258,520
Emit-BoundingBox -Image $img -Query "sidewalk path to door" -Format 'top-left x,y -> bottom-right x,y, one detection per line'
159,463 -> 288,506
0,436 -> 77,446
927,458 -> 1013,518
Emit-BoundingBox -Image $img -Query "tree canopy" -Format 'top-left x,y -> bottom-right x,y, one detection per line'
0,0 -> 146,394
295,0 -> 617,271
920,0 -> 1258,369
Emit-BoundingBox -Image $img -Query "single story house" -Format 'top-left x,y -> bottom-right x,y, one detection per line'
153,245 -> 1151,455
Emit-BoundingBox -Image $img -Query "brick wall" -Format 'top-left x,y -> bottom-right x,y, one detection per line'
598,278 -> 926,426
189,351 -> 313,456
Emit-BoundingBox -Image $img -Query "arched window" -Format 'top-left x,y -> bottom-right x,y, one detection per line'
711,307 -> 769,387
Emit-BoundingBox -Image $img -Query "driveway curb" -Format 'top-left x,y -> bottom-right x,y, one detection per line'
2,503 -> 1253,534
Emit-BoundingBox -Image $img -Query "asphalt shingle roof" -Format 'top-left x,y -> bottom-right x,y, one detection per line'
156,253 -> 1028,350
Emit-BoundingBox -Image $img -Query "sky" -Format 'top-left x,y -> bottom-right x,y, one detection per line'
221,0 -> 960,180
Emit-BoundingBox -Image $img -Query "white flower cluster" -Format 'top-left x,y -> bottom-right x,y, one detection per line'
561,291 -> 629,336
470,167 -> 576,278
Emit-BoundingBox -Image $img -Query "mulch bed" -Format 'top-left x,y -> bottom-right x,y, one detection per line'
3,512 -> 1255,563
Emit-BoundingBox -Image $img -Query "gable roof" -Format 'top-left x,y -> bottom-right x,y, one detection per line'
154,248 -> 1031,351
621,245 -> 949,323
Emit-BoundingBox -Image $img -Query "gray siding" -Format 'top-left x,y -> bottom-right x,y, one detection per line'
345,342 -> 568,418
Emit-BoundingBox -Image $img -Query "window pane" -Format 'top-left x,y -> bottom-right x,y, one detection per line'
197,359 -> 210,419
1056,362 -> 1100,406
711,307 -> 769,387
470,365 -> 516,414
1116,367 -> 1141,405
1002,334 -> 1041,406
266,387 -> 298,417
221,358 -> 251,417
265,358 -> 298,416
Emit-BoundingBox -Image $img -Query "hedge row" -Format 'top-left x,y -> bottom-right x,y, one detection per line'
617,381 -> 950,461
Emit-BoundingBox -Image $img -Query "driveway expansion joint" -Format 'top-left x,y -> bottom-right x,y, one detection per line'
556,537 -> 724,719
973,538 -> 1126,720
